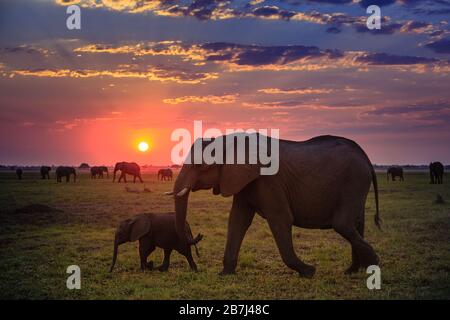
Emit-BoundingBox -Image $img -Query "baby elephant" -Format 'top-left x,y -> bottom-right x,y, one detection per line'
110,213 -> 203,272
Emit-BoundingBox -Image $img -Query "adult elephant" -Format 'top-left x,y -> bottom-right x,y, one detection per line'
40,166 -> 51,179
158,168 -> 173,181
113,162 -> 143,183
167,133 -> 380,277
99,166 -> 109,179
91,166 -> 109,179
429,162 -> 444,184
56,166 -> 76,183
16,168 -> 23,180
387,166 -> 404,181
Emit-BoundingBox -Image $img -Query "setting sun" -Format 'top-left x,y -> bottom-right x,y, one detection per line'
138,141 -> 149,152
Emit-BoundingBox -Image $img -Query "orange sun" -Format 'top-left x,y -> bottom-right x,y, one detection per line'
138,141 -> 149,152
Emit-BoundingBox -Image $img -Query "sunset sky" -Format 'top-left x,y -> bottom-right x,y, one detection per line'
0,0 -> 449,166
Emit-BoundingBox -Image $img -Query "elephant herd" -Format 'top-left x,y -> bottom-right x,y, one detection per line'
386,162 -> 444,184
9,133 -> 446,278
14,162 -> 175,184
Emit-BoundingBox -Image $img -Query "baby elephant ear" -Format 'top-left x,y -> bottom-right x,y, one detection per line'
129,215 -> 151,242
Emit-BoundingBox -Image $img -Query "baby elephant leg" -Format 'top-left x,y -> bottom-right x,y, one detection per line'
139,241 -> 155,271
157,249 -> 172,272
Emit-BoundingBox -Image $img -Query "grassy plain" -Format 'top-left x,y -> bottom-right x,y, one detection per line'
0,170 -> 449,299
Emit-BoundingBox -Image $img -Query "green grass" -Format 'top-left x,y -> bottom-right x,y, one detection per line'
0,171 -> 449,299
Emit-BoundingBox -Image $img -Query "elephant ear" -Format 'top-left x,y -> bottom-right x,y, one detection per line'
218,133 -> 262,197
129,215 -> 151,242
219,164 -> 260,197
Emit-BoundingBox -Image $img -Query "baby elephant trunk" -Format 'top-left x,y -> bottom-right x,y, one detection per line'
187,226 -> 203,258
109,240 -> 119,272
192,234 -> 203,258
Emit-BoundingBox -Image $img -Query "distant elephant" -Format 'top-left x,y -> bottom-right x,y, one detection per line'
56,166 -> 76,183
387,166 -> 404,181
110,213 -> 203,272
40,166 -> 51,179
113,162 -> 143,183
16,168 -> 23,180
158,168 -> 173,181
167,134 -> 380,277
429,162 -> 444,184
91,166 -> 109,179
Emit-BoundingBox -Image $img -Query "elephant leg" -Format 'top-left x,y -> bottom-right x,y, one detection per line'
220,195 -> 255,275
157,249 -> 172,272
344,218 -> 365,274
267,216 -> 316,278
333,204 -> 379,273
139,241 -> 155,271
133,175 -> 136,183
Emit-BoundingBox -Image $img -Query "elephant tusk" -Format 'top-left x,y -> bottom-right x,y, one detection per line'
164,191 -> 174,196
176,187 -> 189,197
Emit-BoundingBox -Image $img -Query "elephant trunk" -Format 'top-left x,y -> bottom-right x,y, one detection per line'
113,169 -> 118,182
109,239 -> 119,272
73,171 -> 76,183
175,192 -> 192,244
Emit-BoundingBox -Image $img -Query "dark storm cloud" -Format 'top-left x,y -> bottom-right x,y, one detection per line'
162,0 -> 238,20
359,0 -> 396,7
251,6 -> 297,20
401,21 -> 432,32
356,53 -> 437,65
425,38 -> 450,54
201,42 -> 343,65
354,23 -> 403,35
279,0 -> 353,4
0,46 -> 48,55
366,101 -> 450,115
414,8 -> 450,15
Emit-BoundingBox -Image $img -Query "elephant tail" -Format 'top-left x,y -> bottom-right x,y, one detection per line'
371,166 -> 381,229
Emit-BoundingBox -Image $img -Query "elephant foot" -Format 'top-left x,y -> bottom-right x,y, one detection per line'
344,263 -> 362,274
298,264 -> 316,278
157,265 -> 169,272
360,252 -> 380,269
219,269 -> 236,276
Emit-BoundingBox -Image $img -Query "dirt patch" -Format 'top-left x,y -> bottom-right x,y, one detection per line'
6,204 -> 69,226
13,204 -> 63,215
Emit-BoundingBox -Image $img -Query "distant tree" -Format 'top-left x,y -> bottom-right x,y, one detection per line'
79,163 -> 90,169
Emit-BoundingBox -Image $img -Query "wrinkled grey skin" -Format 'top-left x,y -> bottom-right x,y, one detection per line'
171,134 -> 380,277
110,213 -> 203,272
56,166 -> 76,183
40,166 -> 51,179
90,166 -> 109,179
158,168 -> 173,181
387,166 -> 404,181
429,162 -> 444,184
113,162 -> 143,183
